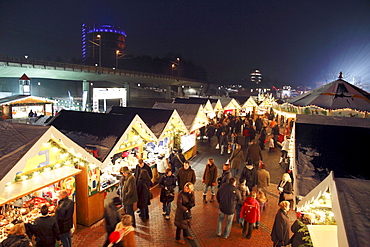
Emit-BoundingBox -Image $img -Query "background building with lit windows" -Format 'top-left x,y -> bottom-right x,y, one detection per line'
82,24 -> 126,68
250,69 -> 262,85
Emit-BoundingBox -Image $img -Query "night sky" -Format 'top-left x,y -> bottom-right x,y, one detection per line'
0,0 -> 369,87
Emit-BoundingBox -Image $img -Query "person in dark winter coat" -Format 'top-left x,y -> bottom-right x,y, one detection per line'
289,213 -> 312,247
216,177 -> 241,239
176,161 -> 196,192
206,124 -> 216,146
159,168 -> 177,220
136,169 -> 153,221
103,197 -> 122,247
219,163 -> 232,188
55,189 -> 74,247
34,205 -> 60,247
240,191 -> 260,239
248,125 -> 256,141
229,144 -> 244,178
255,117 -> 263,134
219,131 -> 229,155
259,126 -> 267,150
245,140 -> 263,168
173,149 -> 187,175
0,222 -> 32,247
202,158 -> 218,203
174,182 -> 195,244
239,162 -> 258,192
134,159 -> 152,183
120,166 -> 138,227
168,149 -> 177,173
271,201 -> 291,247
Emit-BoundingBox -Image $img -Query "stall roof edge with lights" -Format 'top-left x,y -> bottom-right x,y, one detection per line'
107,106 -> 189,138
152,102 -> 208,133
0,122 -> 102,205
296,171 -> 370,247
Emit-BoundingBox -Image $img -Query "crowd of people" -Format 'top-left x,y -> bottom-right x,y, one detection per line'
0,111 -> 307,247
104,111 -> 303,246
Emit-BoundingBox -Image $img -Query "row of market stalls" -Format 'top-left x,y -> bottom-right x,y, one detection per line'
0,105 -> 209,235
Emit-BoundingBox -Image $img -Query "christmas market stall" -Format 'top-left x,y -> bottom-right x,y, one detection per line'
220,98 -> 241,116
203,99 -> 216,119
212,99 -> 224,119
296,171 -> 370,247
0,95 -> 55,120
48,110 -> 157,226
256,94 -> 274,116
0,122 -> 100,239
152,102 -> 209,156
240,97 -> 258,117
107,106 -> 190,160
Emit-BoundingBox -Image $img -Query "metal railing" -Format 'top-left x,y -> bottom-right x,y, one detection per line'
0,56 -> 205,84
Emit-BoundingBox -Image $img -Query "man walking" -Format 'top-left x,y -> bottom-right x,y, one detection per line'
245,139 -> 263,169
55,190 -> 74,247
120,166 -> 138,227
177,161 -> 196,192
216,177 -> 241,239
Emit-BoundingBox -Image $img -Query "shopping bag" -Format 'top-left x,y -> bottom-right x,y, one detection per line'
215,143 -> 220,149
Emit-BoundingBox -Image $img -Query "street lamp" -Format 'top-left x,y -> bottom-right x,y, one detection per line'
171,57 -> 180,81
97,35 -> 102,68
116,50 -> 119,69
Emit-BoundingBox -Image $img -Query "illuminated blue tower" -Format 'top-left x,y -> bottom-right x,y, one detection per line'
81,24 -> 126,68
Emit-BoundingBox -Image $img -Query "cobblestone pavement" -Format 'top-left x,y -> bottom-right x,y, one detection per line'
72,137 -> 297,246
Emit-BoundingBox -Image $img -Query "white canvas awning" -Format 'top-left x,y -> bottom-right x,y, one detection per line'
0,166 -> 81,206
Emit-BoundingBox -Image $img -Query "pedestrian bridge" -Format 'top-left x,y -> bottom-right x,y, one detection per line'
0,56 -> 206,88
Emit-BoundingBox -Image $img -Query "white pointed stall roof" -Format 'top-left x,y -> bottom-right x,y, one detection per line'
203,100 -> 214,113
242,97 -> 258,108
158,109 -> 189,140
296,172 -> 348,247
152,102 -> 208,133
101,114 -> 158,169
223,98 -> 241,110
0,125 -> 101,203
212,99 -> 224,111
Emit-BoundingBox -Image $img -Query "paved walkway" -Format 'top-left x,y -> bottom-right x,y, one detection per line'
72,137 -> 296,246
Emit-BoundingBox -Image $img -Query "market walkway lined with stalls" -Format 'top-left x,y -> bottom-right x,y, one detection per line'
72,137 -> 297,246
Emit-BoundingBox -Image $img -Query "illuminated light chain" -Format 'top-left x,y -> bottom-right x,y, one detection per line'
11,140 -> 90,185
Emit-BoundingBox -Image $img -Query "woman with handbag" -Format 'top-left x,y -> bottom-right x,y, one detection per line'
174,182 -> 195,244
159,168 -> 177,220
277,173 -> 293,204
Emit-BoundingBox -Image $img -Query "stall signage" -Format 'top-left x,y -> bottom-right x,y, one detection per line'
180,134 -> 196,153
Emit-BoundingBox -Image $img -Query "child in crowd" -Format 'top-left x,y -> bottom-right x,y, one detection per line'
255,190 -> 267,229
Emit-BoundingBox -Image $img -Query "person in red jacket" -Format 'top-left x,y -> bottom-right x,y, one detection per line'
240,191 -> 260,239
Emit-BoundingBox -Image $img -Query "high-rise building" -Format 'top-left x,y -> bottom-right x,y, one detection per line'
250,69 -> 262,85
82,24 -> 126,68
